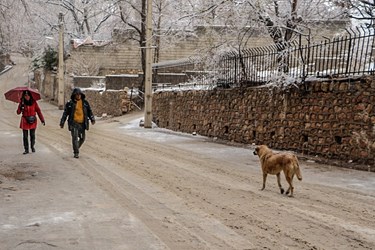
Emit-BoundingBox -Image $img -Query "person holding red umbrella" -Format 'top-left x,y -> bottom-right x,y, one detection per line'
16,90 -> 45,154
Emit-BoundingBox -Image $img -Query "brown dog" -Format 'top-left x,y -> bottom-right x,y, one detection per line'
253,145 -> 302,197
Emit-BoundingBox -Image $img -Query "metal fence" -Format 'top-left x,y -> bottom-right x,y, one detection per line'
151,26 -> 375,90
218,26 -> 375,87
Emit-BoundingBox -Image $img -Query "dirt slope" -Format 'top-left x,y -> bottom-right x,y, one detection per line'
0,55 -> 374,250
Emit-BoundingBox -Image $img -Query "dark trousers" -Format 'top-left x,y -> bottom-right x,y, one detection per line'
23,129 -> 35,150
71,122 -> 85,154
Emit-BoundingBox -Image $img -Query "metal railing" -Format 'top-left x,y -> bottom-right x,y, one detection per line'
151,26 -> 375,91
218,26 -> 375,86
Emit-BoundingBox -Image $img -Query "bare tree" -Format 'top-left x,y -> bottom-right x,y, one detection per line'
2,0 -> 350,80
0,0 -> 30,53
243,1 -> 339,71
334,0 -> 375,27
32,0 -> 118,39
1,0 -> 120,56
116,0 -> 147,90
115,0 -> 179,89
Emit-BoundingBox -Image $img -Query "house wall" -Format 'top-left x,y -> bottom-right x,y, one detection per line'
152,76 -> 375,170
65,21 -> 348,75
66,44 -> 142,74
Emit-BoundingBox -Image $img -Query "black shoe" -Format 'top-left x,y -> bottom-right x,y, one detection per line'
31,147 -> 35,153
23,150 -> 29,155
74,154 -> 79,158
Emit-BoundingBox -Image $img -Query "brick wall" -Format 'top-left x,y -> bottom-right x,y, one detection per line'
152,76 -> 375,169
66,44 -> 142,74
66,22 -> 348,75
65,36 -> 272,75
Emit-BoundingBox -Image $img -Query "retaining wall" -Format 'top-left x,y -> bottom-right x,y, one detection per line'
34,70 -> 132,117
152,77 -> 375,169
84,90 -> 131,117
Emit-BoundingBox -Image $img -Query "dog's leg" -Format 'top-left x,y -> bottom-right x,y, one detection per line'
261,173 -> 267,190
285,176 -> 294,197
276,173 -> 284,194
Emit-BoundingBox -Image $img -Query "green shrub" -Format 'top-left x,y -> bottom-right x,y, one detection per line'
31,46 -> 58,71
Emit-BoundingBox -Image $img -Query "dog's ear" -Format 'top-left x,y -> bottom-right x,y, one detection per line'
253,147 -> 259,155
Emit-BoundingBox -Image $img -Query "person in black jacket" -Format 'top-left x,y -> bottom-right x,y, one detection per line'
60,88 -> 95,158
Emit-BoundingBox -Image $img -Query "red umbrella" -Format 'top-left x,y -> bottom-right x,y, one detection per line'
4,86 -> 41,103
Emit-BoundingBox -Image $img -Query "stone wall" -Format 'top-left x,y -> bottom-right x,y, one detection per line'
84,90 -> 131,117
72,73 -> 192,91
152,77 -> 375,169
34,70 -> 132,117
73,76 -> 105,88
0,53 -> 13,71
105,75 -> 142,90
42,71 -> 58,102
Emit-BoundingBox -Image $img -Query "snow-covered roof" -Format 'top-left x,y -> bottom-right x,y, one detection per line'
72,36 -> 111,49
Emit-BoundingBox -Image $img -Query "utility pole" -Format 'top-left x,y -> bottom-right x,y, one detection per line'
57,12 -> 65,110
144,0 -> 153,128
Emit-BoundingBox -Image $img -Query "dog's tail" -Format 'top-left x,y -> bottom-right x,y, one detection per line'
294,156 -> 302,181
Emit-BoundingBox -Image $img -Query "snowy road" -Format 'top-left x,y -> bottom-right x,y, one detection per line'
0,56 -> 374,249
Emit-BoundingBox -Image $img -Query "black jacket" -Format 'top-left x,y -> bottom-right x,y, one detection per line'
60,88 -> 95,131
